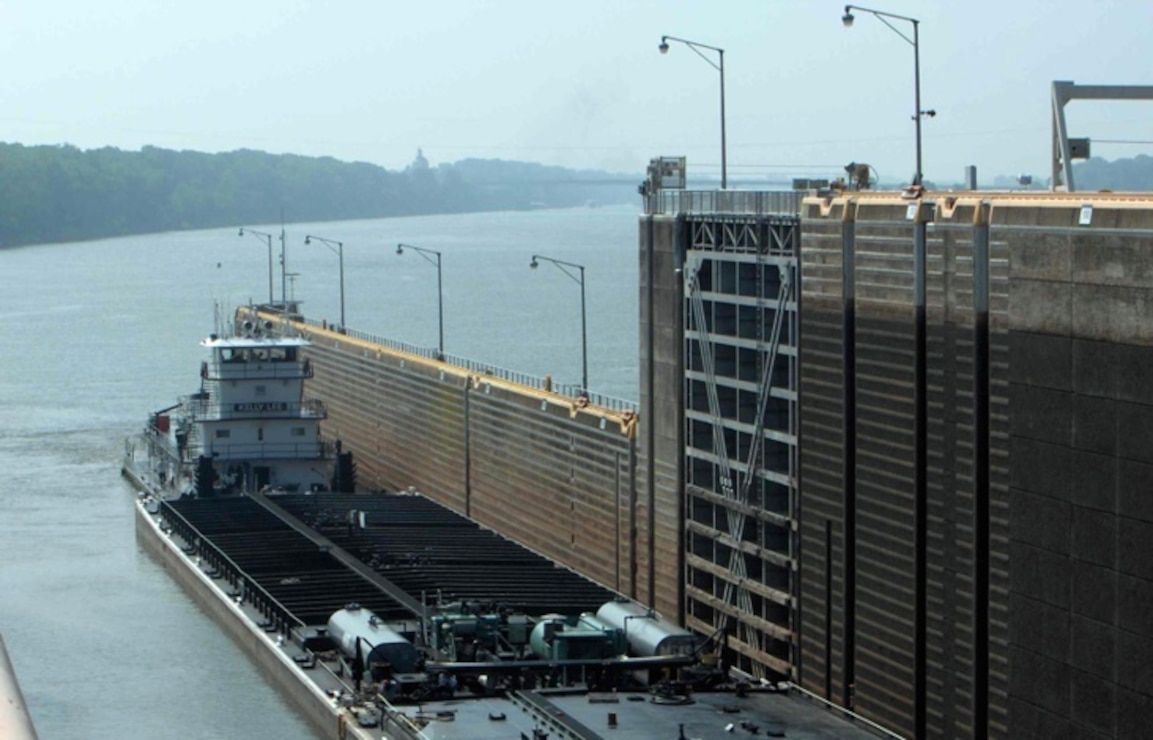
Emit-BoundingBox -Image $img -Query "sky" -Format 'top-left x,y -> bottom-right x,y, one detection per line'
3,0 -> 1151,186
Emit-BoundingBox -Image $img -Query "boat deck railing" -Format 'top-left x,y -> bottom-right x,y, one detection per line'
137,420 -> 334,467
194,440 -> 333,461
204,358 -> 314,381
182,397 -> 328,422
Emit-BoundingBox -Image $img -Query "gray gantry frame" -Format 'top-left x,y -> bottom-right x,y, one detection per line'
1051,79 -> 1153,192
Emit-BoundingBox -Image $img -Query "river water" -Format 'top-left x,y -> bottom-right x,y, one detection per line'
0,205 -> 640,739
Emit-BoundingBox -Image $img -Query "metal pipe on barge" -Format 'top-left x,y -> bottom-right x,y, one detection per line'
424,653 -> 696,674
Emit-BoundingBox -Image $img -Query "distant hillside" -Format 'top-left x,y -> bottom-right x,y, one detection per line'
1074,154 -> 1153,191
988,154 -> 1153,191
0,144 -> 636,248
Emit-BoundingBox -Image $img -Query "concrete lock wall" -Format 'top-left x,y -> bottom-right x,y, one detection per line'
240,310 -> 646,604
798,191 -> 1153,740
999,196 -> 1153,740
638,214 -> 691,621
799,194 -> 1010,738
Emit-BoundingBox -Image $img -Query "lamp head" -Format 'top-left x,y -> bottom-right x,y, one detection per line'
658,37 -> 669,54
396,244 -> 404,255
238,228 -> 244,236
304,236 -> 311,245
529,258 -> 539,269
842,6 -> 855,26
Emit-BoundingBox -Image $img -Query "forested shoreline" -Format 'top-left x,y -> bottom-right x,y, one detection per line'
0,143 -> 636,248
2,141 -> 1147,248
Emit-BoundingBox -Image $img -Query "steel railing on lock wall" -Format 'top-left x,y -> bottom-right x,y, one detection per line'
295,319 -> 640,413
642,189 -> 804,216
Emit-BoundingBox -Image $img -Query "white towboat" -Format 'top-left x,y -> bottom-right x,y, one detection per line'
124,315 -> 353,499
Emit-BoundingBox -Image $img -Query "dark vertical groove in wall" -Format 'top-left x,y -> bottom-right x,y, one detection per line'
825,518 -> 834,701
647,215 -> 676,607
463,383 -> 472,518
628,433 -> 638,600
646,215 -> 660,607
972,217 -> 990,739
640,214 -> 653,602
913,218 -> 928,738
674,223 -> 686,623
841,217 -> 857,707
797,231 -> 807,686
615,450 -> 622,592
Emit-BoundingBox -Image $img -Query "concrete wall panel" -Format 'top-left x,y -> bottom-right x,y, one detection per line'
1009,278 -> 1072,335
1008,233 -> 1072,281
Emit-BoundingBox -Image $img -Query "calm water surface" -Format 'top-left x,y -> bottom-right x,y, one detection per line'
0,205 -> 640,739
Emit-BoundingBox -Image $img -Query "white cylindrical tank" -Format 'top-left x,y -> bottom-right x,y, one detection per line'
327,604 -> 418,674
596,599 -> 698,657
528,614 -> 568,660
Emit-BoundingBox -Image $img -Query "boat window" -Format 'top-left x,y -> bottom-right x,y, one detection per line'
220,348 -> 245,363
215,429 -> 231,438
291,427 -> 306,437
269,347 -> 288,361
254,385 -> 267,397
253,348 -> 269,361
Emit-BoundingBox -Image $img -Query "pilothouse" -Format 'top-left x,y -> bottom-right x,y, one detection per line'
128,315 -> 353,498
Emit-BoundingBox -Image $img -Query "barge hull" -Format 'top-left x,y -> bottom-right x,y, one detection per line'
131,496 -> 368,740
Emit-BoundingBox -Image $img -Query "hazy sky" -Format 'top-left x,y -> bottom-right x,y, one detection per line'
4,1 -> 1151,185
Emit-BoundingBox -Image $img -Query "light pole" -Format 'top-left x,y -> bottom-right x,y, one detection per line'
530,254 -> 587,394
279,227 -> 288,311
304,235 -> 345,329
842,5 -> 934,188
238,227 -> 274,305
285,272 -> 299,302
396,243 -> 444,358
659,34 -> 726,190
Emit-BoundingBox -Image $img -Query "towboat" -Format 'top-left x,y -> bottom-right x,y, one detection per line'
123,315 -> 354,498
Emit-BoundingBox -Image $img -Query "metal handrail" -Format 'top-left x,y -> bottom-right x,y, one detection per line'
193,441 -> 333,461
203,359 -> 314,381
159,500 -> 305,634
294,317 -> 640,412
643,189 -> 804,216
181,397 -> 328,421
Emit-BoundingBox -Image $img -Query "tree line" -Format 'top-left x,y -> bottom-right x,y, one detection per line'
0,143 -> 636,248
10,141 -> 1139,249
1074,154 -> 1153,191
